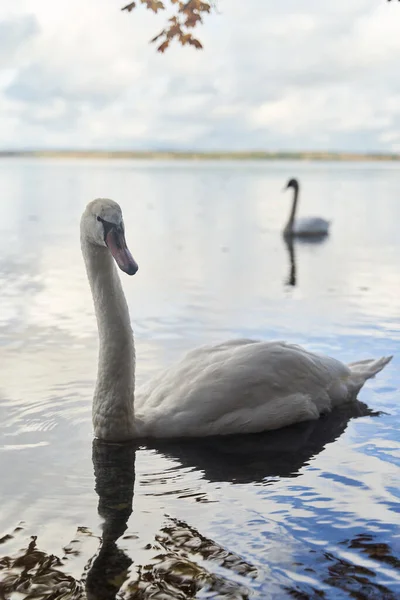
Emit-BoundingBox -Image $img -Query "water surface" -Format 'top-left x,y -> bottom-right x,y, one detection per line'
0,158 -> 399,599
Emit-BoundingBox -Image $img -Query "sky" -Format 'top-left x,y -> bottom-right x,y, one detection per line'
1,0 -> 400,152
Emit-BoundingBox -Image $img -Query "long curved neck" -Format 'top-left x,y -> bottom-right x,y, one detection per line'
81,236 -> 136,441
285,185 -> 299,234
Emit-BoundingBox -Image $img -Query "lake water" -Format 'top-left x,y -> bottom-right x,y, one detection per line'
0,158 -> 398,599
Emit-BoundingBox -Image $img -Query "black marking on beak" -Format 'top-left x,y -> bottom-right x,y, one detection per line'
97,216 -> 118,242
98,216 -> 138,275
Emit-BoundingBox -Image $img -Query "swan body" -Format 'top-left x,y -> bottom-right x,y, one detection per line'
81,199 -> 392,441
135,340 -> 391,438
284,178 -> 330,237
290,216 -> 330,236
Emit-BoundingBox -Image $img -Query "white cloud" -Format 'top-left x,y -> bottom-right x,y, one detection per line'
0,0 -> 400,151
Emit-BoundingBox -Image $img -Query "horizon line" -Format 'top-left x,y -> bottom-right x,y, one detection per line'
1,149 -> 400,161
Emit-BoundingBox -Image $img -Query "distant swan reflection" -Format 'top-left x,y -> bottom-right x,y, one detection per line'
284,233 -> 329,288
285,237 -> 296,287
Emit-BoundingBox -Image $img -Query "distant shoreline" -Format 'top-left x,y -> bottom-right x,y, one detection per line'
1,150 -> 400,162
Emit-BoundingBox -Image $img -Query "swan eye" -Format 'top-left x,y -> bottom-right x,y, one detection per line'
97,216 -> 102,222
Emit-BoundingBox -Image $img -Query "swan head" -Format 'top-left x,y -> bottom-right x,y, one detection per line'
81,198 -> 138,275
284,178 -> 299,191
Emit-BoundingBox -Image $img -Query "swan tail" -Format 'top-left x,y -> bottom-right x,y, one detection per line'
347,355 -> 393,395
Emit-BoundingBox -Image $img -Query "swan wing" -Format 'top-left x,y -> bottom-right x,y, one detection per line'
136,340 -> 353,438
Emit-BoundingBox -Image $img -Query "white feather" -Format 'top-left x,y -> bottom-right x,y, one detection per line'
135,340 -> 391,437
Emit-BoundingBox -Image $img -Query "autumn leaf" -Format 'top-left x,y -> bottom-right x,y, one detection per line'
121,2 -> 136,11
179,33 -> 192,45
188,37 -> 203,49
182,1 -> 211,15
140,0 -> 165,13
199,1 -> 212,12
167,24 -> 182,38
157,40 -> 170,52
150,30 -> 166,43
185,13 -> 202,28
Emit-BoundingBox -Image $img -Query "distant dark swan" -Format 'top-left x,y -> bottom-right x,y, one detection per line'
283,178 -> 330,237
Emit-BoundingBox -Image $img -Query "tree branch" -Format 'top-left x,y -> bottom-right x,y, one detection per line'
121,0 -> 214,52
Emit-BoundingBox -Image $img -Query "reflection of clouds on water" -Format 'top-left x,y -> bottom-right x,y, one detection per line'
0,159 -> 399,346
25,247 -> 95,340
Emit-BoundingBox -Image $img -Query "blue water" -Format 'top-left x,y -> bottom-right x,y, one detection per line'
0,158 -> 398,599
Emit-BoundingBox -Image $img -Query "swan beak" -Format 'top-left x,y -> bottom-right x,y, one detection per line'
105,227 -> 138,275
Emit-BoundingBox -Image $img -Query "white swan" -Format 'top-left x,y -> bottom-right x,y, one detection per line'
81,198 -> 392,441
283,178 -> 330,237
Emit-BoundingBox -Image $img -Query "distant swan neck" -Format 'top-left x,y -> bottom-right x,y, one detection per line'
285,185 -> 299,234
81,236 -> 136,441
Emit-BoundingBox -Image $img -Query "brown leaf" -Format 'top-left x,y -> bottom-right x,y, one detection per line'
188,37 -> 203,49
166,24 -> 182,38
157,40 -> 170,52
150,29 -> 166,43
182,0 -> 196,8
198,1 -> 211,13
181,1 -> 211,15
185,13 -> 202,28
179,33 -> 192,45
121,1 -> 136,11
141,0 -> 165,13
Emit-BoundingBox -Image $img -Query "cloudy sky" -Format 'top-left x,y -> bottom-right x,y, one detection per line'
1,0 -> 400,152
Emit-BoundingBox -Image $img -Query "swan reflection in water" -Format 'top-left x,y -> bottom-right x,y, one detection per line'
150,400 -> 378,485
85,440 -> 136,600
83,401 -> 395,600
0,403 -> 395,599
284,233 -> 329,288
86,439 -> 256,599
